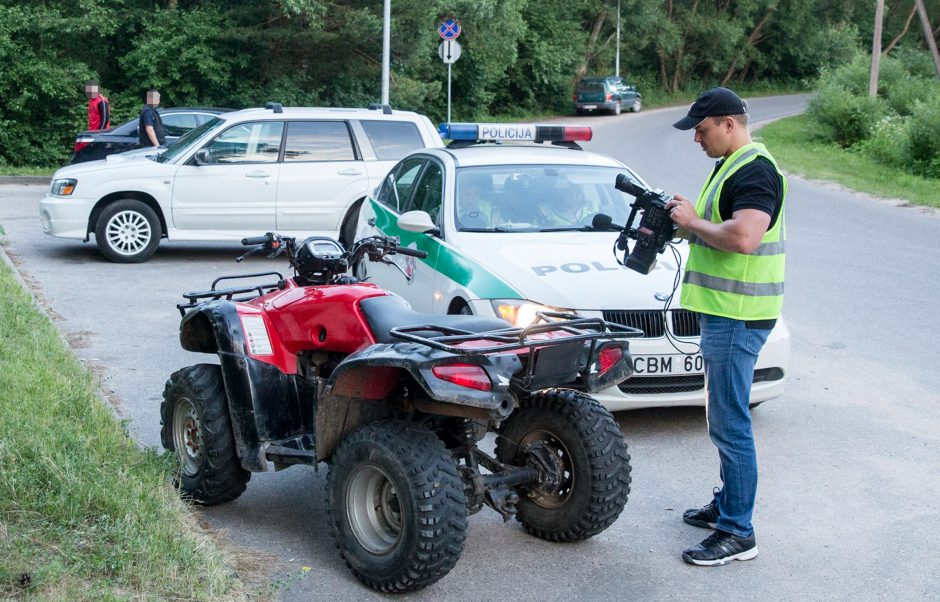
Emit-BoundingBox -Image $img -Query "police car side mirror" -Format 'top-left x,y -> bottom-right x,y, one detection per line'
398,211 -> 438,235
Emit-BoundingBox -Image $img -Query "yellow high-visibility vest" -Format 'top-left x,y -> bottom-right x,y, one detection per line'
681,142 -> 787,320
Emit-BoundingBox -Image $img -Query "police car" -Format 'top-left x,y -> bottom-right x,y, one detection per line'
355,123 -> 790,411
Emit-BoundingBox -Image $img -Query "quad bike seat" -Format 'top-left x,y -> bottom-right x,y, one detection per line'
360,294 -> 511,344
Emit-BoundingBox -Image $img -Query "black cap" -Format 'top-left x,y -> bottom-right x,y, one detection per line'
673,87 -> 748,130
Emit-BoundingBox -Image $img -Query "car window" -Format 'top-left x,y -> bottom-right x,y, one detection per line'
162,113 -> 199,137
376,157 -> 425,212
359,120 -> 425,161
194,113 -> 219,125
404,161 -> 443,222
110,119 -> 139,136
283,121 -> 356,162
577,81 -> 604,93
204,121 -> 284,164
158,117 -> 226,163
455,165 -> 637,232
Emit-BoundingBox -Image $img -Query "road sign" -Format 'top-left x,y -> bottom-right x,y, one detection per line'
438,40 -> 462,64
438,18 -> 461,40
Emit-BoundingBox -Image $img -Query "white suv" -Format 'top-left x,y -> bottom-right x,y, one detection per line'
40,104 -> 443,262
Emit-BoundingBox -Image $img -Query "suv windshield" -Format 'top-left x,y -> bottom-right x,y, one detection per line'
454,165 -> 641,232
157,117 -> 225,163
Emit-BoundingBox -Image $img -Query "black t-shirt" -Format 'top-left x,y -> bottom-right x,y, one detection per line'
711,156 -> 783,228
138,106 -> 166,146
704,155 -> 784,330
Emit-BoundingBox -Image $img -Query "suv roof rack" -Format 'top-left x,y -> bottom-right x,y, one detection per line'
264,102 -> 283,113
368,103 -> 393,114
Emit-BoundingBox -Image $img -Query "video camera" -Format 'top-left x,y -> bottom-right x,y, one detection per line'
596,174 -> 678,274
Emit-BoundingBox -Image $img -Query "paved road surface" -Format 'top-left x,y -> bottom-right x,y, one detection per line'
1,95 -> 937,600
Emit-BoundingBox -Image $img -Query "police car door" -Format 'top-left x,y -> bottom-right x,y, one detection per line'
393,159 -> 444,312
359,157 -> 429,304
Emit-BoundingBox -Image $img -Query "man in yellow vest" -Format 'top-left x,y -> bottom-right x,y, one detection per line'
666,87 -> 787,567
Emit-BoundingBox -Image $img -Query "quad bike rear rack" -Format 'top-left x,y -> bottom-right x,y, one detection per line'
177,271 -> 286,316
389,311 -> 644,389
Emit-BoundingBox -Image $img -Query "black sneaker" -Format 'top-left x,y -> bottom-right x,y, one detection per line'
682,529 -> 758,566
683,494 -> 719,529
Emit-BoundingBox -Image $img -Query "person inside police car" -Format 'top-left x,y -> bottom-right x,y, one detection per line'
665,87 -> 787,567
539,177 -> 597,227
457,171 -> 495,229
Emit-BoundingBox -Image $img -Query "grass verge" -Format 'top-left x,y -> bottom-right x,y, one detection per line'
0,252 -> 243,600
756,114 -> 940,209
0,166 -> 56,177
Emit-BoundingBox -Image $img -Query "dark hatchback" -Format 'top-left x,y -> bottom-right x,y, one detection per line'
574,77 -> 642,116
70,107 -> 231,164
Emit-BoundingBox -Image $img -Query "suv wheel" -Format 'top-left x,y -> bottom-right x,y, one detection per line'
612,100 -> 622,116
631,98 -> 643,112
94,199 -> 161,263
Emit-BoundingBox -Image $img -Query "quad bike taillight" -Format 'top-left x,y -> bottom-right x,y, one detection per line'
598,345 -> 624,376
432,364 -> 492,391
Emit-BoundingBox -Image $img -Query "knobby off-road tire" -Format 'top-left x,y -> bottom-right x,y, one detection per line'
94,199 -> 161,263
327,420 -> 469,593
161,364 -> 249,505
495,389 -> 631,541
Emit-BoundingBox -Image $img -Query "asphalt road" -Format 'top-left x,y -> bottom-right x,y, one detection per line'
1,95 -> 938,600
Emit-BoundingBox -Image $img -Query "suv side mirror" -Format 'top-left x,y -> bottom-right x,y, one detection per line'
398,210 -> 438,234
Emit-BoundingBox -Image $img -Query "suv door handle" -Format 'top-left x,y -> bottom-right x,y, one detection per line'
245,170 -> 271,178
337,168 -> 364,176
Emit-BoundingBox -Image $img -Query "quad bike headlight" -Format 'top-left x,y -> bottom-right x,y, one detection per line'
491,300 -> 575,327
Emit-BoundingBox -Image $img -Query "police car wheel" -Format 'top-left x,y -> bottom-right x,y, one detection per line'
495,389 -> 631,542
94,199 -> 161,263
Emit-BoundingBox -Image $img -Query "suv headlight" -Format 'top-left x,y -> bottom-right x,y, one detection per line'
491,299 -> 575,327
50,178 -> 77,196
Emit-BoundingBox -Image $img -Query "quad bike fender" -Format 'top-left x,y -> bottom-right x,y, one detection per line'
314,343 -> 521,462
179,301 -> 315,472
326,342 -> 520,410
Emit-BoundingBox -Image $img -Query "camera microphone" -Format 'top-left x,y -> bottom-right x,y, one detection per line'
592,213 -> 629,251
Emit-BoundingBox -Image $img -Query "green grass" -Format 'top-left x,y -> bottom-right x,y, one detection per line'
0,255 -> 244,600
0,165 -> 56,177
756,114 -> 940,209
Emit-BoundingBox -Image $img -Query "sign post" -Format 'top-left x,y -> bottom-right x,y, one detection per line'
437,18 -> 462,124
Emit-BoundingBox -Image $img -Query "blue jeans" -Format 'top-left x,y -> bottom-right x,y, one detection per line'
699,313 -> 771,538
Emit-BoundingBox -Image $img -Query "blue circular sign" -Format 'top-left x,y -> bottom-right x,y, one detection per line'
438,18 -> 461,40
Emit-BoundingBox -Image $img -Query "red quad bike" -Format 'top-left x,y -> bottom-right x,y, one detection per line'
161,232 -> 641,593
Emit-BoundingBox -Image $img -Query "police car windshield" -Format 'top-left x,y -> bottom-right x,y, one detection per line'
157,117 -> 225,163
455,165 -> 639,232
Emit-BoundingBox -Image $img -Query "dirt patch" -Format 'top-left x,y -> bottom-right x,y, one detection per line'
66,329 -> 94,349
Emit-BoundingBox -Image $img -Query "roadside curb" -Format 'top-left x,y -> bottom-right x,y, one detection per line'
0,175 -> 51,185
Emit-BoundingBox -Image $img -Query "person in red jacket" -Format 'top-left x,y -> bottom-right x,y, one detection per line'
85,79 -> 110,131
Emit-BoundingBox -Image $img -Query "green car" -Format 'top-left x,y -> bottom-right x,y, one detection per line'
574,76 -> 642,116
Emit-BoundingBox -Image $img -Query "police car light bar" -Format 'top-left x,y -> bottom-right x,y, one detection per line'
439,123 -> 592,144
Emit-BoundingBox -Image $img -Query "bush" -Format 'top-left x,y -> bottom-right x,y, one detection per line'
907,95 -> 940,178
806,82 -> 884,147
858,113 -> 912,168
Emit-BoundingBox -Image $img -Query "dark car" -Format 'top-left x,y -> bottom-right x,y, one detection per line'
574,77 -> 642,116
70,107 -> 231,164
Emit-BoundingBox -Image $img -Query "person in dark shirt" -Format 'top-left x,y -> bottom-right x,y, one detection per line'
85,79 -> 110,131
138,88 -> 166,147
665,87 -> 788,567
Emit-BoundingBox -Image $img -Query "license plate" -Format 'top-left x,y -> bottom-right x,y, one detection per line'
632,353 -> 703,376
583,104 -> 597,110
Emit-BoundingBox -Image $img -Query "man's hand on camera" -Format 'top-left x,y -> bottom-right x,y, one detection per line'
666,194 -> 696,238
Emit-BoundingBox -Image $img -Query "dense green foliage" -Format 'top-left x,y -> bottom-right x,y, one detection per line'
806,52 -> 940,177
0,260 -> 240,599
0,0 -> 937,166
